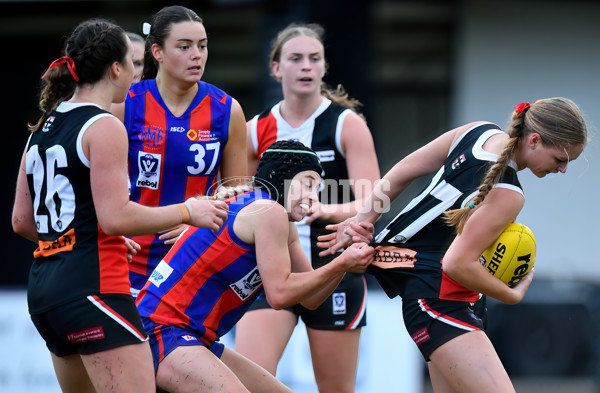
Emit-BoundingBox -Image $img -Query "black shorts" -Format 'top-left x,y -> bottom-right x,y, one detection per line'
402,297 -> 487,361
247,272 -> 367,330
30,294 -> 148,356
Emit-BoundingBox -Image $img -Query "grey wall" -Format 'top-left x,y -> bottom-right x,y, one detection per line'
453,0 -> 600,281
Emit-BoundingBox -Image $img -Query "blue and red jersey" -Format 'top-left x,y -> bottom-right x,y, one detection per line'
135,190 -> 267,346
124,79 -> 233,286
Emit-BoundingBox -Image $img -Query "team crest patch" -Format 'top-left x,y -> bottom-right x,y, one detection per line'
332,292 -> 346,315
136,151 -> 161,190
229,267 -> 262,301
451,154 -> 466,170
42,116 -> 55,132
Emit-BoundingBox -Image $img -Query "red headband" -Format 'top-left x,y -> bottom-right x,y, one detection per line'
514,102 -> 531,113
41,56 -> 79,82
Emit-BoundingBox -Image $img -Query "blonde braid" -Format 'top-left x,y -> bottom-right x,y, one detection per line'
444,112 -> 526,233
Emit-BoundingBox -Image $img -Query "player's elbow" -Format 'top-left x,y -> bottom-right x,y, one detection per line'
97,217 -> 126,237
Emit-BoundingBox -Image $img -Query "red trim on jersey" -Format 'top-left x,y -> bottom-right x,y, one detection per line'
255,114 -> 278,158
438,270 -> 480,303
96,225 -> 131,295
420,298 -> 480,331
188,96 -> 215,197
155,326 -> 166,363
129,234 -> 156,275
185,177 -> 209,200
138,93 -> 166,208
345,275 -> 367,330
202,289 -> 246,342
129,93 -> 167,272
150,228 -> 248,326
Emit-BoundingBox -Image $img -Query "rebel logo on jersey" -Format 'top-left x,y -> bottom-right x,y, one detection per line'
136,152 -> 161,190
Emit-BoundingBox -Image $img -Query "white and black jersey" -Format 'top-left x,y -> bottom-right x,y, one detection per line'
26,102 -> 131,314
368,122 -> 524,301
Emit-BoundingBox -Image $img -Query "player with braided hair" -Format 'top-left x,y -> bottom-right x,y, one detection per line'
12,18 -> 229,393
319,98 -> 587,393
135,140 -> 375,393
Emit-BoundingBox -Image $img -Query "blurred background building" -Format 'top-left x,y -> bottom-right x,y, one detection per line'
1,0 -> 599,392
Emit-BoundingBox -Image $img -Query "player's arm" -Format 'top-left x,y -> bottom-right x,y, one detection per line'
12,147 -> 38,242
253,203 -> 371,310
219,98 -> 247,184
442,187 -> 531,304
85,116 -> 227,236
306,112 -> 380,224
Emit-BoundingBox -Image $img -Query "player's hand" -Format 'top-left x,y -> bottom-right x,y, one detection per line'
340,242 -> 374,273
123,237 -> 140,263
505,268 -> 535,305
186,198 -> 229,232
158,224 -> 189,245
316,218 -> 355,256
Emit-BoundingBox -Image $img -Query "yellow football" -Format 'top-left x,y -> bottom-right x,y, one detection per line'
479,223 -> 536,288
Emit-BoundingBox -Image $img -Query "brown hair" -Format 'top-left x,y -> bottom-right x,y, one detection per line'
141,5 -> 203,80
29,19 -> 128,132
444,97 -> 587,233
269,23 -> 362,113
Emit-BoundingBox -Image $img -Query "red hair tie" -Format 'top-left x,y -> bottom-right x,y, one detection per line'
41,56 -> 79,82
514,102 -> 531,113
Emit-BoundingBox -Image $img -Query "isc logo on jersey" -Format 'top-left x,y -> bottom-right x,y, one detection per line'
229,268 -> 262,301
136,152 -> 161,190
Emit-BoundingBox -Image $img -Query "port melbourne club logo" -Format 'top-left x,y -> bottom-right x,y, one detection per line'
136,152 -> 161,190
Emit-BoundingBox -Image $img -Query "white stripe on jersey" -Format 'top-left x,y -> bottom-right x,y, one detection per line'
86,295 -> 148,342
418,299 -> 477,331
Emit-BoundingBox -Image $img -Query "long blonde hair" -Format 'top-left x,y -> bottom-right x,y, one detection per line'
444,97 -> 587,233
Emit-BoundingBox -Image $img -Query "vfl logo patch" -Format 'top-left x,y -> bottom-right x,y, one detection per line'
136,152 -> 161,190
229,267 -> 262,301
149,260 -> 173,287
332,292 -> 346,315
451,154 -> 466,170
42,116 -> 55,132
181,335 -> 197,342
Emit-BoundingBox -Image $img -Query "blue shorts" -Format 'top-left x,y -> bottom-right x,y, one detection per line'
143,321 -> 225,373
402,297 -> 486,361
30,294 -> 148,356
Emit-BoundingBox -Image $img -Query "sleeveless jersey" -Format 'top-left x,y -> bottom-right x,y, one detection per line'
135,190 -> 267,346
25,102 -> 130,314
368,123 -> 524,301
124,79 -> 233,280
249,97 -> 353,267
